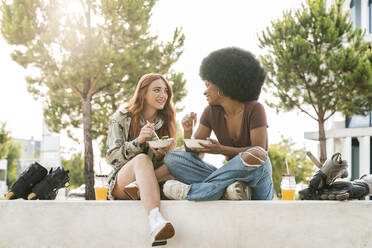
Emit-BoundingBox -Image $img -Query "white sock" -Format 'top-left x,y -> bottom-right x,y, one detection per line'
149,207 -> 160,219
148,207 -> 166,232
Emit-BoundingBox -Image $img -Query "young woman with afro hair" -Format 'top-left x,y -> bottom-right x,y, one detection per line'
162,47 -> 274,201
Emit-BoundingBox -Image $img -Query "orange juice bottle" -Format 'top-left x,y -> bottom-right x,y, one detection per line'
281,174 -> 296,200
95,175 -> 108,200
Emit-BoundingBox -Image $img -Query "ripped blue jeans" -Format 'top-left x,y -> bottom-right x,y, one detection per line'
164,150 -> 274,200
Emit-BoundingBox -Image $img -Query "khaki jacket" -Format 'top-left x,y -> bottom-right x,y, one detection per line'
105,109 -> 163,199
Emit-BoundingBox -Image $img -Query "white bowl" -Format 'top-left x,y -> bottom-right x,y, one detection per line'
147,138 -> 174,149
184,139 -> 211,149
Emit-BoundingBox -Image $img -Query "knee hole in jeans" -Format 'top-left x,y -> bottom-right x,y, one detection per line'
242,146 -> 267,166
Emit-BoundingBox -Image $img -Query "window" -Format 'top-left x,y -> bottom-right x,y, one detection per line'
346,113 -> 371,128
369,0 -> 372,33
351,138 -> 360,180
350,0 -> 355,24
350,0 -> 361,28
346,111 -> 372,128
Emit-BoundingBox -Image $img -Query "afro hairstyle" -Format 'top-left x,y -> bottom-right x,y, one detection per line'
199,47 -> 266,102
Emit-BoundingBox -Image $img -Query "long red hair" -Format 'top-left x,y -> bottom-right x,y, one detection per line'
126,73 -> 176,140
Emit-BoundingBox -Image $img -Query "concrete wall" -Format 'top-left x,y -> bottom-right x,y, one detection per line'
0,200 -> 372,248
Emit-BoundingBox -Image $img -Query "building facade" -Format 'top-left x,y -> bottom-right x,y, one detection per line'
15,123 -> 61,176
39,122 -> 62,170
305,0 -> 372,181
14,137 -> 41,174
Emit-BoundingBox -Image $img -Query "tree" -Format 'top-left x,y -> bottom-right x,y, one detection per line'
6,141 -> 22,186
0,123 -> 20,187
1,0 -> 187,199
269,137 -> 316,197
259,0 -> 372,163
0,122 -> 12,160
62,153 -> 84,189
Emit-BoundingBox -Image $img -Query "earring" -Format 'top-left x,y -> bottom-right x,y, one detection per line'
218,90 -> 223,97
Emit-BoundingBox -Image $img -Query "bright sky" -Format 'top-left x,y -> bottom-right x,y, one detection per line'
0,0 -> 319,166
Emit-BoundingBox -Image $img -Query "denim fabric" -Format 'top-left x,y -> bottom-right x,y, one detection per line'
164,150 -> 274,200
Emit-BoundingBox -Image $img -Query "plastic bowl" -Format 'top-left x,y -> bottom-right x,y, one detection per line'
147,138 -> 174,149
184,139 -> 211,149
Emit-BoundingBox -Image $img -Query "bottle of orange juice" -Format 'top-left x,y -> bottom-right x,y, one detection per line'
94,175 -> 108,200
281,174 -> 296,200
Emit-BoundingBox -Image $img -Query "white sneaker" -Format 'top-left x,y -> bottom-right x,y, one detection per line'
222,181 -> 252,200
149,208 -> 175,245
124,181 -> 139,200
163,180 -> 190,200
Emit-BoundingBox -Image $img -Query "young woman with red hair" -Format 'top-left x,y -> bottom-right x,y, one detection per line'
105,73 -> 176,245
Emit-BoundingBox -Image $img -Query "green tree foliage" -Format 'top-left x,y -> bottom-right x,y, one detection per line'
33,147 -> 40,158
0,122 -> 21,186
62,153 -> 84,189
269,138 -> 316,197
175,122 -> 184,150
6,141 -> 22,186
1,0 -> 187,199
0,122 -> 12,159
259,0 -> 372,163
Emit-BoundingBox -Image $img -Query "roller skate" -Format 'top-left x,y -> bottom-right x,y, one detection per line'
27,166 -> 70,200
6,162 -> 48,200
309,152 -> 348,190
299,152 -> 348,200
319,174 -> 372,201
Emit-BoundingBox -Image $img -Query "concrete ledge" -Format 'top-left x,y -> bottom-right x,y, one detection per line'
1,200 -> 372,248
